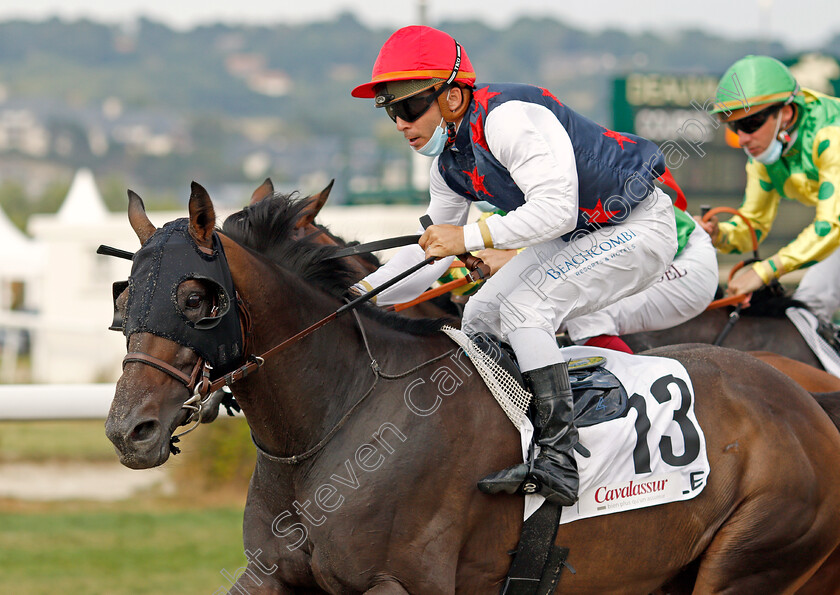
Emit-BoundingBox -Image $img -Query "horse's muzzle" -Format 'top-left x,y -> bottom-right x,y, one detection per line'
105,414 -> 170,469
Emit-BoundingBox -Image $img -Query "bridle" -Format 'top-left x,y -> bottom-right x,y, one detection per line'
116,233 -> 429,447
109,220 -> 488,454
121,287 -> 255,441
124,271 -> 453,459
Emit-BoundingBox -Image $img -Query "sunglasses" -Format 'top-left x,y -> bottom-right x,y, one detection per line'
385,84 -> 450,123
727,105 -> 782,134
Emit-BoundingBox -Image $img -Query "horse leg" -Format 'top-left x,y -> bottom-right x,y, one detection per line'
363,581 -> 410,594
227,569 -> 327,595
796,546 -> 840,595
691,494 -> 839,594
225,565 -> 287,594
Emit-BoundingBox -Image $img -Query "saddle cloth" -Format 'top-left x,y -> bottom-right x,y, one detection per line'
785,307 -> 840,378
442,328 -> 710,525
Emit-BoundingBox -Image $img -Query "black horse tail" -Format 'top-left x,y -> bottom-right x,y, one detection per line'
812,391 -> 840,433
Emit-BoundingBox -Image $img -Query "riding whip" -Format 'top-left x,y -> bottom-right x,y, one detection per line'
326,234 -> 422,259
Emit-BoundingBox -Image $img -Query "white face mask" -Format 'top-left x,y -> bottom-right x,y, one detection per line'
747,112 -> 785,165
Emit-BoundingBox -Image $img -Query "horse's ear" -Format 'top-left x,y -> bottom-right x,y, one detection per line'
296,179 -> 334,228
188,181 -> 216,249
127,190 -> 157,245
250,177 -> 274,205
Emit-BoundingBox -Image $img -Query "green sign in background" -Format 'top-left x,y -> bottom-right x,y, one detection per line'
611,54 -> 840,201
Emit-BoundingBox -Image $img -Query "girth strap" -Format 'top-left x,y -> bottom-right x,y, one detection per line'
501,503 -> 574,595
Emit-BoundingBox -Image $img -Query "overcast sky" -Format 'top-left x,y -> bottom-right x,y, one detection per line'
0,0 -> 837,51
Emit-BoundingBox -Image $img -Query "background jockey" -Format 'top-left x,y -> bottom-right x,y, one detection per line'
703,55 -> 840,326
349,25 -> 678,506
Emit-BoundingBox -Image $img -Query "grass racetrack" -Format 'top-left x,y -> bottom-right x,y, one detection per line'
0,501 -> 247,594
0,418 -> 254,594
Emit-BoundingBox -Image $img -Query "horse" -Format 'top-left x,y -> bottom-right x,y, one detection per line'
750,351 -> 840,393
105,184 -> 840,594
622,288 -> 828,370
276,186 -> 830,372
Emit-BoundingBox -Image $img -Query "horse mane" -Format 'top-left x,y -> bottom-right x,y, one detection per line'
221,192 -> 447,335
313,223 -> 383,269
736,282 -> 809,318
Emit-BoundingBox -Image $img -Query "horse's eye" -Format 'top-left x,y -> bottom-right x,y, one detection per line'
185,293 -> 203,309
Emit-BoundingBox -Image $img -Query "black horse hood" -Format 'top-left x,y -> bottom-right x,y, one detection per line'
124,218 -> 242,375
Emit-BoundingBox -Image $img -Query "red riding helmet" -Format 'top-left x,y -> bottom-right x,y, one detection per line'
351,25 -> 477,100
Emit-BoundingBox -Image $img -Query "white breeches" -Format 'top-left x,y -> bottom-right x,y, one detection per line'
793,246 -> 840,321
462,188 -> 678,370
563,223 -> 719,341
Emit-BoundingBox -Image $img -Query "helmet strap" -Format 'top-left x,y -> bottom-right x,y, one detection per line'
446,122 -> 457,146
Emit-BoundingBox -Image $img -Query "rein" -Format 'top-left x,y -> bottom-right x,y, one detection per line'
195,252 -> 444,399
699,207 -> 759,345
251,307 -> 454,465
114,223 -> 489,451
122,289 -> 254,441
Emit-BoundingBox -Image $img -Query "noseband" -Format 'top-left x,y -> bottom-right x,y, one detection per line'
119,219 -> 249,442
121,288 -> 254,441
122,344 -> 214,441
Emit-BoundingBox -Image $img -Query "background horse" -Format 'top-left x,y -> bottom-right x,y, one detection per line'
275,184 -> 829,373
106,185 -> 840,594
259,176 -> 460,321
622,288 -> 828,370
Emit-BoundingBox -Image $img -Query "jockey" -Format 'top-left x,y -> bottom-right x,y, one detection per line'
704,55 -> 840,324
456,205 -> 718,349
349,25 -> 678,506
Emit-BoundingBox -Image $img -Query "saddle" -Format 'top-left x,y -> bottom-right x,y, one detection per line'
469,333 -> 631,594
816,318 -> 840,352
470,333 -> 629,429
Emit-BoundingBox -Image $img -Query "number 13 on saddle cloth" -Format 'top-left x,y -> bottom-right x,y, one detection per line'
444,328 -> 709,524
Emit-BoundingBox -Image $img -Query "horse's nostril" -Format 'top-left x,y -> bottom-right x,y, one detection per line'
130,420 -> 159,443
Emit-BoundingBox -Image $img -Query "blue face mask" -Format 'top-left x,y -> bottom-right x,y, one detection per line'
751,139 -> 784,165
417,118 -> 449,157
747,113 -> 785,165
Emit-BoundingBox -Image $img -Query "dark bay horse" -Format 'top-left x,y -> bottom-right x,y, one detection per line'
105,184 -> 840,594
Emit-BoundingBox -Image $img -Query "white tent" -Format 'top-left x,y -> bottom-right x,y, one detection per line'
27,168 -> 131,382
56,167 -> 109,223
0,202 -> 44,281
0,198 -> 45,381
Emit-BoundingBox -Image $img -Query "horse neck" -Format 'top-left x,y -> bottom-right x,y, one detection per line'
220,237 -> 430,458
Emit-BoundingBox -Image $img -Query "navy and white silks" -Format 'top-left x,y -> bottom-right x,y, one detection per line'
358,84 -> 680,369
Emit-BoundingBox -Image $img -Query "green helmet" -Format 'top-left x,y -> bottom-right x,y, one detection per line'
711,55 -> 804,116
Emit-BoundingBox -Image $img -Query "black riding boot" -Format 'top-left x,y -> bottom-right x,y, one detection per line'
477,361 -> 579,506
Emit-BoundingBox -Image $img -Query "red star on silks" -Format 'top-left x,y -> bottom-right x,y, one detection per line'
602,128 -> 637,150
541,88 -> 563,106
580,199 -> 620,224
471,115 -> 489,151
472,87 -> 501,114
464,167 -> 493,197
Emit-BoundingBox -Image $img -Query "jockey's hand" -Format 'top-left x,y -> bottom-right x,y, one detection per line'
726,267 -> 764,297
419,224 -> 466,259
475,248 -> 518,276
694,215 -> 719,241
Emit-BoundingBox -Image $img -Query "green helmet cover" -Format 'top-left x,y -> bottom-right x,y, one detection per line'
712,55 -> 803,115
